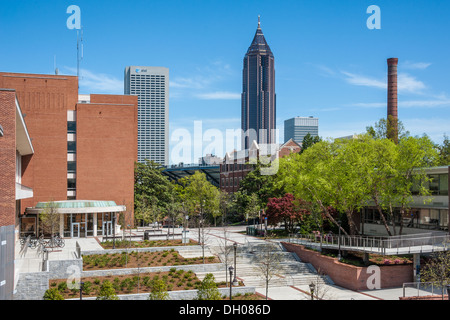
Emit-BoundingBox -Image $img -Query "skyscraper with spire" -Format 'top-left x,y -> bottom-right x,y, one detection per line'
241,16 -> 276,149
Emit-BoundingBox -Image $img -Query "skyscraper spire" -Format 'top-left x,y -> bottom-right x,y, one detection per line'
241,17 -> 276,149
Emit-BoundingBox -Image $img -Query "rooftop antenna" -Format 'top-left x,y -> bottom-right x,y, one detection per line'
258,15 -> 261,28
77,26 -> 84,89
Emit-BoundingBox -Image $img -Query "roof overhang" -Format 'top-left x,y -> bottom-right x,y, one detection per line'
15,96 -> 34,156
25,200 -> 126,214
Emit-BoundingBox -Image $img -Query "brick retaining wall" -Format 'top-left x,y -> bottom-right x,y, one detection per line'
281,242 -> 413,291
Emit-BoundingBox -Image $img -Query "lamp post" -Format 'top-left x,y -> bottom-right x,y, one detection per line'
309,282 -> 315,300
337,220 -> 342,261
233,242 -> 238,285
229,266 -> 234,300
79,281 -> 84,300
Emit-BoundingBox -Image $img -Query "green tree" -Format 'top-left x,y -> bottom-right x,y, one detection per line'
300,133 -> 321,154
238,161 -> 282,208
43,288 -> 64,300
96,280 -> 120,300
244,193 -> 261,227
196,273 -> 222,300
178,171 -> 220,227
39,200 -> 60,240
393,134 -> 438,234
277,133 -> 439,236
421,251 -> 450,300
366,118 -> 409,141
148,279 -> 169,300
134,160 -> 177,226
436,134 -> 450,166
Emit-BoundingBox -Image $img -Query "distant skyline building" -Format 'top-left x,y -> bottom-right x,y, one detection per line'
124,66 -> 169,165
284,116 -> 319,144
241,16 -> 276,150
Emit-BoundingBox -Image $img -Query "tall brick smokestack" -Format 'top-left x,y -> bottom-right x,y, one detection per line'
387,58 -> 398,144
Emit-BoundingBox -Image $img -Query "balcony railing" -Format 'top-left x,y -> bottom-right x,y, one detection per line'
288,232 -> 450,255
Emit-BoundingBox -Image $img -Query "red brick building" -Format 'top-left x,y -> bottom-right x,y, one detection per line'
220,138 -> 301,193
0,72 -> 138,238
0,88 -> 34,299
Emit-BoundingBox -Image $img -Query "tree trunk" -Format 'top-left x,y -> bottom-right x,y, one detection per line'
373,196 -> 393,236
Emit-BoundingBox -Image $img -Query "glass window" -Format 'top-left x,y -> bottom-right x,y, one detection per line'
419,209 -> 430,225
97,213 -> 103,235
87,213 -> 94,236
68,141 -> 76,154
429,174 -> 439,195
64,214 -> 71,237
68,161 -> 76,173
20,217 -> 36,236
67,178 -> 76,191
440,210 -> 448,228
440,174 -> 448,195
67,121 -> 76,134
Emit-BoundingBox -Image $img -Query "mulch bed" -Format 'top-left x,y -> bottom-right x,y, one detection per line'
82,249 -> 221,270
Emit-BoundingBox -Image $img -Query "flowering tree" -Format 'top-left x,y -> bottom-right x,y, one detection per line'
266,193 -> 310,233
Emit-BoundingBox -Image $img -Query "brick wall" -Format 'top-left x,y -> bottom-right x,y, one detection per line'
0,73 -> 79,208
0,90 -> 16,226
75,95 -> 138,223
282,242 -> 413,291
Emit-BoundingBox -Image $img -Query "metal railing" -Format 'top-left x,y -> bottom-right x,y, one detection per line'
288,232 -> 450,255
402,281 -> 449,298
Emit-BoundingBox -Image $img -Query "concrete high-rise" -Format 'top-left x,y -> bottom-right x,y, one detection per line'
241,17 -> 276,149
124,66 -> 169,165
284,116 -> 319,144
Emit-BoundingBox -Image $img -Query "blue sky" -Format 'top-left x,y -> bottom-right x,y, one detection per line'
1,0 -> 449,163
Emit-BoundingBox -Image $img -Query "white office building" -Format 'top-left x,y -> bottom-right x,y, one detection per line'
124,66 -> 169,165
284,116 -> 319,144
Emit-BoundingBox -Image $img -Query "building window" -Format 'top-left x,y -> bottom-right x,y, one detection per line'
68,161 -> 76,173
67,121 -> 76,134
67,141 -> 76,154
67,178 -> 76,191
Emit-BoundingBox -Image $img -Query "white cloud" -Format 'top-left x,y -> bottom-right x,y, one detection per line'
170,60 -> 238,101
195,91 -> 241,100
341,71 -> 386,89
64,67 -> 123,93
397,73 -> 426,93
351,98 -> 450,109
341,71 -> 426,94
170,76 -> 211,89
402,61 -> 432,70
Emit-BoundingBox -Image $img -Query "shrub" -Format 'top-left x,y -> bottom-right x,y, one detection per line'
82,281 -> 93,295
96,280 -> 119,300
43,288 -> 64,300
57,281 -> 67,292
196,274 -> 221,300
148,279 -> 169,300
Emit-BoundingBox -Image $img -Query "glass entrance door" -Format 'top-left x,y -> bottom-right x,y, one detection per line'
103,221 -> 113,236
72,223 -> 80,238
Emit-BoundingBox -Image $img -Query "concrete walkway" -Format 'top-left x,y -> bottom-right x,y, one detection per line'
13,227 -> 429,300
187,226 -> 418,300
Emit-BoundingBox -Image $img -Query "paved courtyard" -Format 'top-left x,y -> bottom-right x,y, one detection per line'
13,226 -> 433,300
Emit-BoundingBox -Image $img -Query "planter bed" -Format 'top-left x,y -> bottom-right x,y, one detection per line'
49,269 -> 244,300
82,248 -> 220,270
